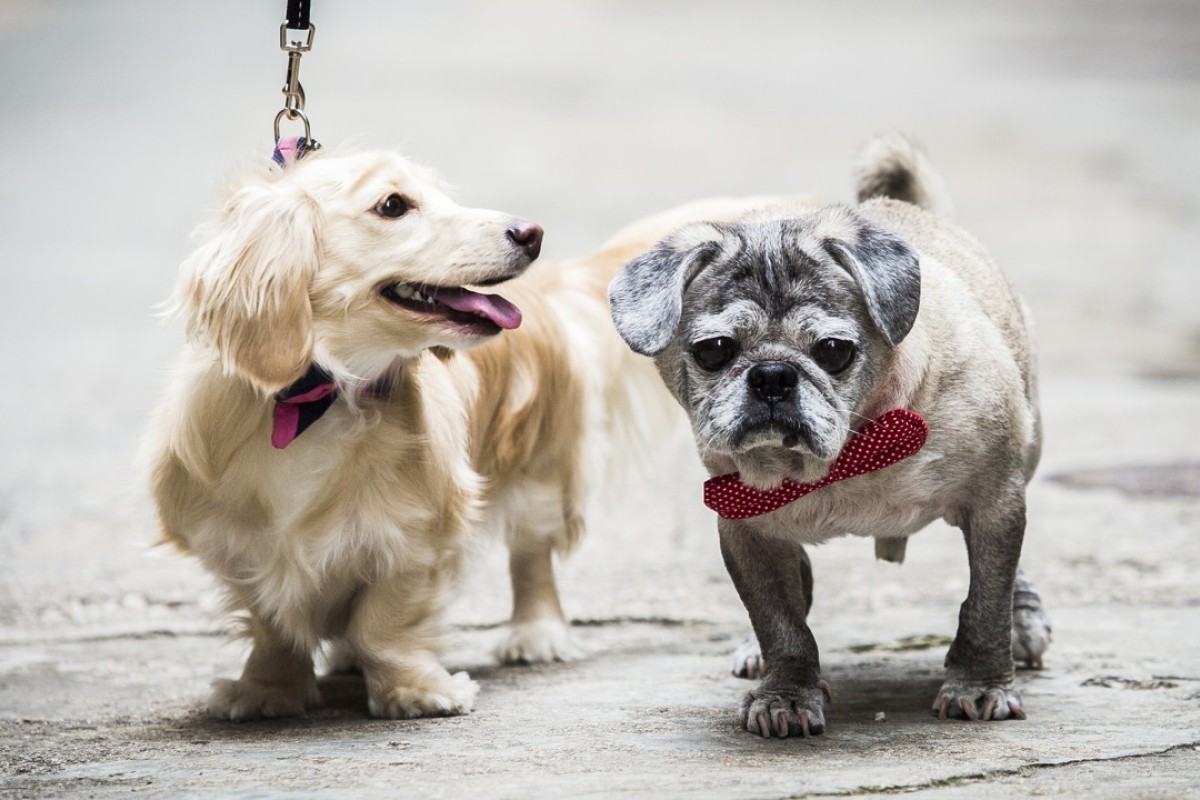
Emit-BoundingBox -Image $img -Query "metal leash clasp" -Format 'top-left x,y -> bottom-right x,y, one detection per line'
274,23 -> 318,146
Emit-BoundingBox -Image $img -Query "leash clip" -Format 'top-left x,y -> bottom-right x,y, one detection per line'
275,23 -> 317,147
280,23 -> 315,53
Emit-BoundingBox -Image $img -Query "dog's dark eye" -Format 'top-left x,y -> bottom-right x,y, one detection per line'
691,337 -> 740,372
375,194 -> 411,218
811,338 -> 856,375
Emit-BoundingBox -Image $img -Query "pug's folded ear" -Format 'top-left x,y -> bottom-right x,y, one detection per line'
821,210 -> 921,348
609,223 -> 724,356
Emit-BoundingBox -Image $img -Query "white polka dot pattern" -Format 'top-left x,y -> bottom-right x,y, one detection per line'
703,409 -> 929,520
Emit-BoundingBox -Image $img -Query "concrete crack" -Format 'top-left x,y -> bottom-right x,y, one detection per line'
782,741 -> 1200,799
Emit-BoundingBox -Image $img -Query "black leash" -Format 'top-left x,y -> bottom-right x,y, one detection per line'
274,0 -> 321,160
285,0 -> 312,31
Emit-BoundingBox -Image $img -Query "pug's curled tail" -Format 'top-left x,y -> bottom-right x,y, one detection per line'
854,133 -> 954,219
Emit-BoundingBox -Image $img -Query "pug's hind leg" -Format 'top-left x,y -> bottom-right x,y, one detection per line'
1012,566 -> 1052,670
720,521 -> 828,737
730,545 -> 813,680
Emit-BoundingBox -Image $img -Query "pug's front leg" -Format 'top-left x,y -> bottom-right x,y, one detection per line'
936,492 -> 1028,722
719,519 -> 830,738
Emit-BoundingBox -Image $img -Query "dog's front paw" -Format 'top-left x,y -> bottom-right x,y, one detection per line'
368,670 -> 479,720
208,675 -> 321,721
731,634 -> 764,679
738,682 -> 832,738
933,679 -> 1026,721
494,618 -> 583,665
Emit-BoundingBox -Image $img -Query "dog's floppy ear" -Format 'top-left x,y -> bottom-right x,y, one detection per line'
609,223 -> 723,356
176,179 -> 319,392
822,212 -> 921,347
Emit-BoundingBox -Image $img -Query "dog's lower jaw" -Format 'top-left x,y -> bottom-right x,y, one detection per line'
730,446 -> 831,489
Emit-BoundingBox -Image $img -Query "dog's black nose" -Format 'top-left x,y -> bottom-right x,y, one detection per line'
506,221 -> 544,260
747,362 -> 799,403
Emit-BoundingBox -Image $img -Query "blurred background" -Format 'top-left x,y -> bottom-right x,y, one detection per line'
1,0 -> 1198,677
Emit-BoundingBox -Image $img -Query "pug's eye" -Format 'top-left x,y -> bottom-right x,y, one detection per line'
811,338 -> 856,375
691,337 -> 740,372
375,193 -> 412,218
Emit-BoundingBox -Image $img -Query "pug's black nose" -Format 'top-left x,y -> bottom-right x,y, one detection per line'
748,362 -> 799,403
506,221 -> 543,260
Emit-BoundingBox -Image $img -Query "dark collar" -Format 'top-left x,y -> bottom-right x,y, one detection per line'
272,364 -> 337,449
271,363 -> 401,449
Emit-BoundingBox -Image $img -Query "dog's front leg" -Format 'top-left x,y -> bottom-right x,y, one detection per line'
208,619 -> 320,721
936,491 -> 1028,721
730,546 -> 813,680
719,519 -> 830,738
348,570 -> 479,720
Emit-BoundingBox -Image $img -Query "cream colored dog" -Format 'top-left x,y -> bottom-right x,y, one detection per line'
146,149 -> 663,721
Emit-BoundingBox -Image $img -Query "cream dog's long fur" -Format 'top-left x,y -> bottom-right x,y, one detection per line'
146,149 -> 667,720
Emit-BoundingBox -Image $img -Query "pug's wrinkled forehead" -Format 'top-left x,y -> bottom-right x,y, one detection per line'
609,205 -> 921,358
681,218 -> 873,342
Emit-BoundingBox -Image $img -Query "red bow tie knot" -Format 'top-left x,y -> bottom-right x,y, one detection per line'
703,409 -> 929,520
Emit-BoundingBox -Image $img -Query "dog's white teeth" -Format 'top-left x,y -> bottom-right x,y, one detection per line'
390,284 -> 432,303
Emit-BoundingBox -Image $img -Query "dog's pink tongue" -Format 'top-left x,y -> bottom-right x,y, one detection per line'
429,287 -> 522,329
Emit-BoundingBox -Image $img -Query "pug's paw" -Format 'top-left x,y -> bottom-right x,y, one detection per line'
1012,571 -> 1052,669
738,681 -> 832,738
731,634 -> 764,679
933,680 -> 1026,721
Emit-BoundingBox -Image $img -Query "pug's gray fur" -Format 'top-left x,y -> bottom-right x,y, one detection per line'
610,134 -> 1050,737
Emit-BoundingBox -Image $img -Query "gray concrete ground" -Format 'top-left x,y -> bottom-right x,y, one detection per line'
2,1 -> 1199,797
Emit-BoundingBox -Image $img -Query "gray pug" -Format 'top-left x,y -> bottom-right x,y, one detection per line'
609,136 -> 1050,737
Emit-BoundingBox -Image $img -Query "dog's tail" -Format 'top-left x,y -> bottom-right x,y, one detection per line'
854,133 -> 953,218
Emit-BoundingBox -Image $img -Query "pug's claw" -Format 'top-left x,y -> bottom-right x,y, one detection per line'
738,684 -> 828,738
960,697 -> 979,720
731,634 -> 764,679
934,680 -> 1025,722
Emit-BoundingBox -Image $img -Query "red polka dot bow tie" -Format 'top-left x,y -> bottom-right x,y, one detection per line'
703,409 -> 929,520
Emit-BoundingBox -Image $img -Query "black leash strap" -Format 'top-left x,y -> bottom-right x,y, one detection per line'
285,0 -> 312,31
275,0 -> 320,150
